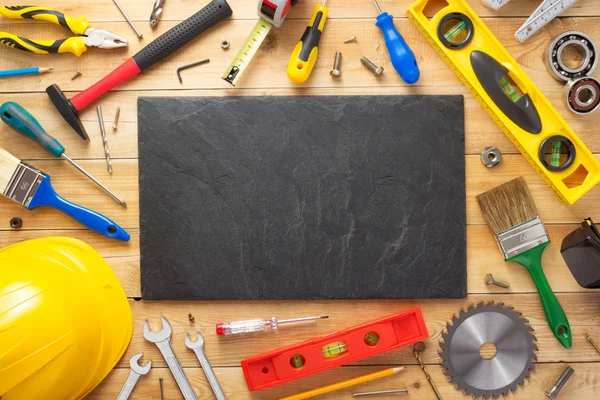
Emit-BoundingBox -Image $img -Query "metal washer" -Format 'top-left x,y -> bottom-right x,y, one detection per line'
546,31 -> 598,82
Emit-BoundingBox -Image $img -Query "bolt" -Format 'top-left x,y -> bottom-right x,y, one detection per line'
330,52 -> 342,78
71,70 -> 81,80
586,335 -> 600,355
9,217 -> 22,229
484,273 -> 510,289
361,57 -> 384,77
188,313 -> 195,322
344,35 -> 357,43
545,366 -> 574,399
113,107 -> 121,130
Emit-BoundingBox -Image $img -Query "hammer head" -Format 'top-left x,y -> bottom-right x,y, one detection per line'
46,84 -> 89,141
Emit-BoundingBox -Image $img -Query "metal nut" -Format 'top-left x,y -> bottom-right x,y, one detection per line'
481,147 -> 502,168
10,217 -> 22,229
221,40 -> 230,49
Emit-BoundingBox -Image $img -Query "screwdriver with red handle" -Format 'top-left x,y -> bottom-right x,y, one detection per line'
46,0 -> 233,141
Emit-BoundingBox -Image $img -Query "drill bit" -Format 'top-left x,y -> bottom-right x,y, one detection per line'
150,0 -> 165,28
413,342 -> 443,400
96,105 -> 112,174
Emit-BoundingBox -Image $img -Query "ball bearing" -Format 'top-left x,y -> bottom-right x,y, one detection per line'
546,31 -> 598,82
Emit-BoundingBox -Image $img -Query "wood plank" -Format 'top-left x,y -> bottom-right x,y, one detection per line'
0,18 -> 599,93
88,363 -> 600,399
0,156 -> 596,231
1,87 -> 598,160
2,223 -> 597,297
4,0 -> 598,23
109,293 -> 600,369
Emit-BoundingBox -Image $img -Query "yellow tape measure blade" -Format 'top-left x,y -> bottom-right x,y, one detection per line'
222,18 -> 273,86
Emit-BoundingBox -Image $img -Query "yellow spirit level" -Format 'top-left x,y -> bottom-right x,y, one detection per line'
407,0 -> 600,204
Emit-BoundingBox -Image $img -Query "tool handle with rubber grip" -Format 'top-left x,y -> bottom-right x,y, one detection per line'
286,5 -> 327,84
28,176 -> 130,241
508,242 -> 572,349
0,102 -> 64,158
0,32 -> 86,55
133,0 -> 232,70
70,0 -> 232,112
0,6 -> 90,34
375,12 -> 420,84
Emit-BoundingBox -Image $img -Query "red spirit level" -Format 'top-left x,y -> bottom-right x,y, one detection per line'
241,307 -> 428,391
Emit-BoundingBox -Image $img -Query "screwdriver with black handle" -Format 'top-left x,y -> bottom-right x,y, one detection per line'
0,102 -> 127,207
287,0 -> 329,83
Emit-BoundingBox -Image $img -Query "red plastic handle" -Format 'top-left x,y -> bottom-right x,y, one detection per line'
70,58 -> 141,111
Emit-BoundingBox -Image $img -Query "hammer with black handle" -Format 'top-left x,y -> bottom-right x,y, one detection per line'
47,0 -> 232,140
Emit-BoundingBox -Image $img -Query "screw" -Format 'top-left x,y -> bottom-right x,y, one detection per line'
344,35 -> 357,43
9,217 -> 22,229
484,273 -> 510,289
221,39 -> 230,49
159,377 -> 165,400
188,313 -> 195,322
113,107 -> 121,130
545,366 -> 574,399
330,52 -> 342,78
586,335 -> 600,355
361,57 -> 384,77
71,70 -> 81,80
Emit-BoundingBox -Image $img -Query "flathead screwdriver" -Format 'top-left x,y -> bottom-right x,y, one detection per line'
0,102 -> 127,207
371,0 -> 420,84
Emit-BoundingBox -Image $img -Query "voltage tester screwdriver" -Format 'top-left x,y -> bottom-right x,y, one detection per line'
371,0 -> 419,84
216,315 -> 328,336
287,0 -> 329,83
0,102 -> 127,207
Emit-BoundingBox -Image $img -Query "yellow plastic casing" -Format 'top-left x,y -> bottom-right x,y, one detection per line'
0,237 -> 132,400
407,0 -> 600,204
287,5 -> 328,84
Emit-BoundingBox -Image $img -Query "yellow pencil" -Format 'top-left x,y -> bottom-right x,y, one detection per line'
280,366 -> 405,400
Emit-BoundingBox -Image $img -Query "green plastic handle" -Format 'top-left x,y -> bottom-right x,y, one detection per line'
0,101 -> 65,158
507,241 -> 572,349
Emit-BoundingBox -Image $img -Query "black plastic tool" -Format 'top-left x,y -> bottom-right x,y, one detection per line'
46,0 -> 232,140
561,218 -> 600,288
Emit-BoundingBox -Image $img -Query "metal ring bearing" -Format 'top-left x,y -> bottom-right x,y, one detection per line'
565,76 -> 600,114
546,31 -> 598,82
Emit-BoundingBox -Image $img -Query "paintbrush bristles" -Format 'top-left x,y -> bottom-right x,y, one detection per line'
0,147 -> 21,194
477,177 -> 539,235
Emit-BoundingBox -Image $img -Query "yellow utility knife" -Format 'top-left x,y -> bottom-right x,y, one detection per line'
0,6 -> 127,56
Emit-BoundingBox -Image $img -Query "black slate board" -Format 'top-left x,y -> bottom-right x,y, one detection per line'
138,95 -> 466,300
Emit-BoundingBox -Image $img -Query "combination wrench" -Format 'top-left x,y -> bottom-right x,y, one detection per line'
185,331 -> 226,400
144,316 -> 198,400
116,353 -> 151,400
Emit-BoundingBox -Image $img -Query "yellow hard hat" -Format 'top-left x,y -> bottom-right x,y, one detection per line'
0,237 -> 132,400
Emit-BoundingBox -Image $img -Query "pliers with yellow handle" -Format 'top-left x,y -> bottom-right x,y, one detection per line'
0,6 -> 128,56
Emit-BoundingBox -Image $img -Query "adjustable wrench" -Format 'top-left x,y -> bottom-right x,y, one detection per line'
144,316 -> 198,400
185,331 -> 226,400
116,353 -> 151,400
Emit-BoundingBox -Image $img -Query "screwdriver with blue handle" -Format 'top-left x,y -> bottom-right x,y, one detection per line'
287,0 -> 329,83
0,102 -> 127,207
371,0 -> 420,84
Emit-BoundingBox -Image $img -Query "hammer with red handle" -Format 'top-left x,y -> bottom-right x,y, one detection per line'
46,0 -> 232,140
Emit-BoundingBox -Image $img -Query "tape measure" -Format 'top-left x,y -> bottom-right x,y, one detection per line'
515,0 -> 578,43
407,0 -> 600,204
223,0 -> 298,86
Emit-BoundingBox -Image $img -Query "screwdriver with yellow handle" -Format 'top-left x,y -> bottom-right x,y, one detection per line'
287,0 -> 329,83
0,6 -> 127,56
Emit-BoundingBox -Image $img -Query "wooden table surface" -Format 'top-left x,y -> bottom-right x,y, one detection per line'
1,0 -> 600,398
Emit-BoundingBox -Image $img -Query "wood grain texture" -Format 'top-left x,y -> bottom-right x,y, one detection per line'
0,0 -> 599,398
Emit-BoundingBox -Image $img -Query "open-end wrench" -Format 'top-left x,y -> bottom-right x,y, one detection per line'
116,353 -> 152,400
143,316 -> 198,400
185,331 -> 226,400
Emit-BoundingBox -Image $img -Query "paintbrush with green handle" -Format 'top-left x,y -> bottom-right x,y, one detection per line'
477,176 -> 571,349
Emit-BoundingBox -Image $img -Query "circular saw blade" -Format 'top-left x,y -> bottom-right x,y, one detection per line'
440,302 -> 537,399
